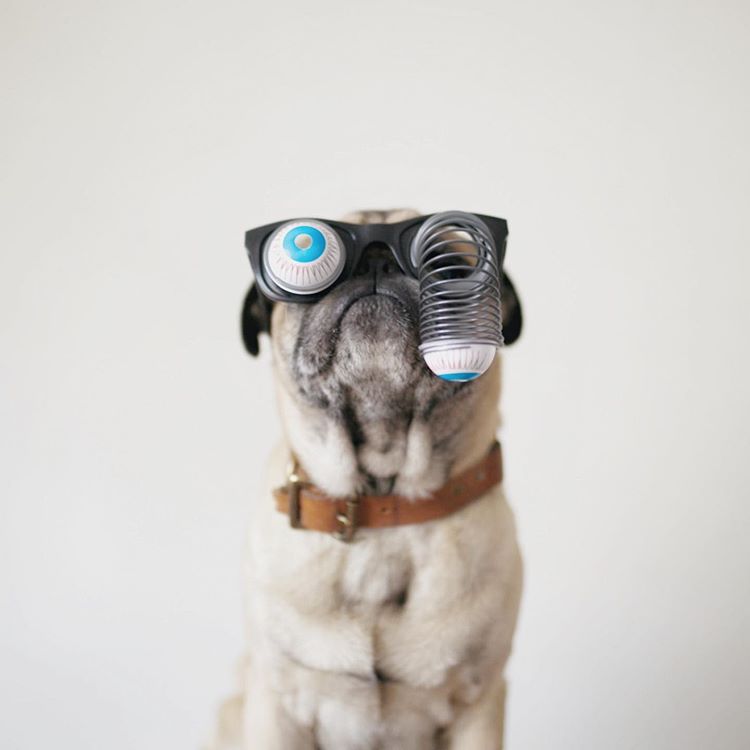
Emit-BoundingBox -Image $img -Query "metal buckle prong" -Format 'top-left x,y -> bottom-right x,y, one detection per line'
287,469 -> 303,529
333,496 -> 360,543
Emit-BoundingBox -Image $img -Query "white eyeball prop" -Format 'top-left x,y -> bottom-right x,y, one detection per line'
263,220 -> 345,294
421,342 -> 497,382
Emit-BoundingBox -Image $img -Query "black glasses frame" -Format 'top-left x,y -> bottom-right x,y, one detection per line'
244,212 -> 509,303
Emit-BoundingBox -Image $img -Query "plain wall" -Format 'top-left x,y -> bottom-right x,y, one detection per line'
2,0 -> 749,748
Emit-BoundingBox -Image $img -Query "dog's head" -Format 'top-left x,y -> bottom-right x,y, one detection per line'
241,210 -> 522,496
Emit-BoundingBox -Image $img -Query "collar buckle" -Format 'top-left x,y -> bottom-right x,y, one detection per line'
333,496 -> 360,543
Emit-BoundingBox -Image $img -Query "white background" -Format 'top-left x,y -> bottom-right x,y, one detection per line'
2,1 -> 749,748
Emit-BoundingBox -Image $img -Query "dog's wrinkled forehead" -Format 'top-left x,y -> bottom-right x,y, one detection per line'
339,208 -> 421,225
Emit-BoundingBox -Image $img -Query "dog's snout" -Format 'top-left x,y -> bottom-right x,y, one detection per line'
353,243 -> 400,278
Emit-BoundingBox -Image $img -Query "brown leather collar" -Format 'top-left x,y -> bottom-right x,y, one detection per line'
273,441 -> 503,542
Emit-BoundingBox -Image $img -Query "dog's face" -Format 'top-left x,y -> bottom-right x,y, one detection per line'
242,210 -> 522,495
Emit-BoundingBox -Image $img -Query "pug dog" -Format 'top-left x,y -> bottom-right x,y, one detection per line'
209,209 -> 523,750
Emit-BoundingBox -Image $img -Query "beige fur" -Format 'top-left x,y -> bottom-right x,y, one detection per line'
209,211 -> 522,750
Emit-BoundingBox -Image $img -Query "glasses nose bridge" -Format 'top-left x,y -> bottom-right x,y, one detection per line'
352,240 -> 402,278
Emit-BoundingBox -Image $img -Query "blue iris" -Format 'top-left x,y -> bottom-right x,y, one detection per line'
283,225 -> 326,263
439,371 -> 480,382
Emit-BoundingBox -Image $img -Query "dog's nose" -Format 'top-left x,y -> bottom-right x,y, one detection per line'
353,243 -> 400,278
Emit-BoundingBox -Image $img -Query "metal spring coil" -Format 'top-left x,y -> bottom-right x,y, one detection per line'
410,211 -> 503,354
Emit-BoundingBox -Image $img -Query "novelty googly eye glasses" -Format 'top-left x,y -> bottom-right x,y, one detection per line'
244,211 -> 509,303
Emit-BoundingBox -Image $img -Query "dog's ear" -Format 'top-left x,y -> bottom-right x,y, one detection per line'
241,284 -> 274,356
501,272 -> 523,346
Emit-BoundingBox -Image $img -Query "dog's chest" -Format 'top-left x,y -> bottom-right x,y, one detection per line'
249,486 -> 522,749
337,533 -> 414,608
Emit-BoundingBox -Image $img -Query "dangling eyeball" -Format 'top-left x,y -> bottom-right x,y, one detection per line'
263,220 -> 346,295
421,342 -> 497,382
